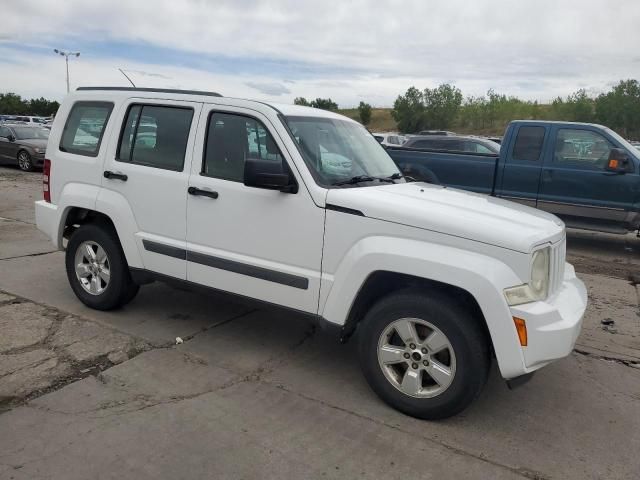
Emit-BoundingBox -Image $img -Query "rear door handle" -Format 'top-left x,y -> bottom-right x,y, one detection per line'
542,169 -> 552,182
103,171 -> 128,182
188,186 -> 219,199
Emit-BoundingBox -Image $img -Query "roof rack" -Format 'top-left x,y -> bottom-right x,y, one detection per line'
76,87 -> 223,97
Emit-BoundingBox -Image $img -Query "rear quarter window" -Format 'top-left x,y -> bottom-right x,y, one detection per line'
59,101 -> 114,157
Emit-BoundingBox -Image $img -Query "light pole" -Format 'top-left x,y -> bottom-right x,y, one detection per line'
53,49 -> 80,93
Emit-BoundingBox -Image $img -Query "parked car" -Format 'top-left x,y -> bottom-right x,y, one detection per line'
418,130 -> 456,136
36,87 -> 587,419
0,123 -> 49,171
372,132 -> 407,147
403,135 -> 500,154
389,120 -> 640,234
13,116 -> 47,124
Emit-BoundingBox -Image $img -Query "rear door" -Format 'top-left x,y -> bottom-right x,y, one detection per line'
536,126 -> 639,230
496,124 -> 548,208
100,98 -> 202,279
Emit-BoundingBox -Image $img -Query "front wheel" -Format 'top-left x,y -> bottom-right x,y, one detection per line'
65,223 -> 139,310
358,290 -> 490,419
17,150 -> 34,172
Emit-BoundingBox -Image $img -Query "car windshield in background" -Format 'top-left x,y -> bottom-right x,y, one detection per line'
285,116 -> 402,187
13,127 -> 50,140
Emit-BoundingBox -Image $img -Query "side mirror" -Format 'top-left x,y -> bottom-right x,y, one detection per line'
606,148 -> 633,174
7,134 -> 15,142
244,157 -> 298,193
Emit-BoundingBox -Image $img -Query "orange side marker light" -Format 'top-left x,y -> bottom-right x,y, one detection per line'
513,317 -> 528,346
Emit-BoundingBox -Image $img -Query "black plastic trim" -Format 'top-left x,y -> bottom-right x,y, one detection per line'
128,267 -> 342,339
142,240 -> 186,260
77,86 -> 222,97
325,204 -> 365,216
187,251 -> 308,290
142,240 -> 308,289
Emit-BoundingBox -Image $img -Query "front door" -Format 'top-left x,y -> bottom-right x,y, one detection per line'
100,99 -> 202,279
186,105 -> 324,313
0,126 -> 17,164
537,126 -> 639,230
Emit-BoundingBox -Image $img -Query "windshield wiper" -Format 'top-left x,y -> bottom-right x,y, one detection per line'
331,175 -> 396,186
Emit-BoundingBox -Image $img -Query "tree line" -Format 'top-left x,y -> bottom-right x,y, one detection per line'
391,80 -> 640,138
0,93 -> 60,117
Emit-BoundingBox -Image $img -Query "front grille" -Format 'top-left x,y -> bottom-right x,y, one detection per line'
549,238 -> 566,296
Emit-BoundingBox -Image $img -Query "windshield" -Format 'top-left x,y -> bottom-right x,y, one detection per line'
604,127 -> 640,161
284,116 -> 402,187
13,127 -> 50,140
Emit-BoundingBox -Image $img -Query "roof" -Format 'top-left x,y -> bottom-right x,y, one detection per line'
74,86 -> 355,123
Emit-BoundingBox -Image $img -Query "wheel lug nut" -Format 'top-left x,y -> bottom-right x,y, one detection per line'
423,360 -> 429,366
409,343 -> 416,349
403,353 -> 410,359
421,348 -> 427,354
411,363 -> 418,369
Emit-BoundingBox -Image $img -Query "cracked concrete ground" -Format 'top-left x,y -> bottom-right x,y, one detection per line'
0,166 -> 639,479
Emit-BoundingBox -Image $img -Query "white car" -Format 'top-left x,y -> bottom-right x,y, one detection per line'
373,132 -> 407,147
35,87 -> 587,419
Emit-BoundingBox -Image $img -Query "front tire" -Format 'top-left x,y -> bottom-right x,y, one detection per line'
358,289 -> 490,419
17,150 -> 34,172
65,223 -> 139,310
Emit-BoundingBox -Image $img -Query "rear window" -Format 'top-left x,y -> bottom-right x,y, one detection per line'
512,126 -> 545,161
60,102 -> 113,157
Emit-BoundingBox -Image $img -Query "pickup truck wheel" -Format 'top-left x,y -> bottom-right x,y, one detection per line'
358,290 -> 490,419
65,223 -> 139,310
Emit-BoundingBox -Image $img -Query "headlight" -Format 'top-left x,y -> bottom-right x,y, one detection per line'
34,147 -> 44,153
504,247 -> 550,306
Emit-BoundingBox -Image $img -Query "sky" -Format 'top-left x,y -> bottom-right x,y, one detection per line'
2,0 -> 640,108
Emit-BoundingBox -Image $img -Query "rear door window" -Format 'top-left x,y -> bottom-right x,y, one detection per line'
59,102 -> 114,157
117,104 -> 193,171
512,126 -> 545,161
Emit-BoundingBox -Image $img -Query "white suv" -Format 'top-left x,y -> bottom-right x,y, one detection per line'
35,87 -> 587,419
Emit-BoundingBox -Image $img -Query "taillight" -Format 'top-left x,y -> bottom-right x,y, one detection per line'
43,159 -> 51,203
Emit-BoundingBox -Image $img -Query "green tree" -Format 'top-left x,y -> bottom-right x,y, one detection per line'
358,101 -> 372,126
391,86 -> 426,133
0,93 -> 27,115
596,80 -> 640,138
293,97 -> 310,106
422,83 -> 463,129
310,98 -> 338,110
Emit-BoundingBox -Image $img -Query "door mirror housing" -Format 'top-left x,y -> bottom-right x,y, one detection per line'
606,148 -> 633,173
7,134 -> 15,142
244,157 -> 298,193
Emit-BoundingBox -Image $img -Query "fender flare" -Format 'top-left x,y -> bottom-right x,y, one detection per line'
320,236 -> 527,378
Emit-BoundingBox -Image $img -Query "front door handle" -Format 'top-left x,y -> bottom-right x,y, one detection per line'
103,171 -> 128,182
188,186 -> 219,199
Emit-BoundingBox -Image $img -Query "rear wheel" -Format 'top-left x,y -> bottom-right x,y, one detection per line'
358,289 -> 490,419
65,223 -> 139,310
17,150 -> 34,172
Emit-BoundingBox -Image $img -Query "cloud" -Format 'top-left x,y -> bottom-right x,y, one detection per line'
245,81 -> 291,96
2,0 -> 640,106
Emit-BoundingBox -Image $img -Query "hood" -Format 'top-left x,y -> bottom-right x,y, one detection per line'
326,182 -> 565,253
18,138 -> 48,150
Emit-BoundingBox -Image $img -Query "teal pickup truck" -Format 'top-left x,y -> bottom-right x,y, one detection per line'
388,121 -> 640,234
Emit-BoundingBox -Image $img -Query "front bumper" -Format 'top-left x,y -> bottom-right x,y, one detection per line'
32,153 -> 45,167
508,262 -> 587,375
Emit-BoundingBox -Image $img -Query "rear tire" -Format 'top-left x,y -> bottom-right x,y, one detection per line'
358,289 -> 490,419
65,222 -> 139,310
